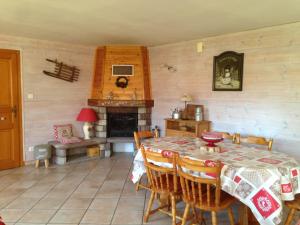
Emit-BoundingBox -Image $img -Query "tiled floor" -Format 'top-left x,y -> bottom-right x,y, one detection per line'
0,153 -> 241,225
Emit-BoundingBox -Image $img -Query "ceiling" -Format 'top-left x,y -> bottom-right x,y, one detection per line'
0,0 -> 300,46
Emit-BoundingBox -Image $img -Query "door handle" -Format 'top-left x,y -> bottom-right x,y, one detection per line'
12,106 -> 17,118
0,116 -> 6,121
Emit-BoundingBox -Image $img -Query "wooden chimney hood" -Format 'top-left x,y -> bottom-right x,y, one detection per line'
88,45 -> 153,107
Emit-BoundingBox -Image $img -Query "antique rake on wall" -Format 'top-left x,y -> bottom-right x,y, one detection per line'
43,58 -> 80,82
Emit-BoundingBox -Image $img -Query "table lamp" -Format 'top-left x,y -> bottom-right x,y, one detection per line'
76,108 -> 98,139
181,94 -> 192,109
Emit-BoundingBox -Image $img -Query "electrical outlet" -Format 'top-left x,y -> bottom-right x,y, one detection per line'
28,146 -> 34,152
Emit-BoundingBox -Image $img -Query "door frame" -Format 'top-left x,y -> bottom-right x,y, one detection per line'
0,49 -> 24,167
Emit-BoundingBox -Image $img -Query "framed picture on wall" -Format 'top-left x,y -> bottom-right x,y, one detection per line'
213,51 -> 244,91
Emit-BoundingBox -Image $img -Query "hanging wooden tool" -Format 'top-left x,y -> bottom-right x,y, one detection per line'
43,58 -> 80,82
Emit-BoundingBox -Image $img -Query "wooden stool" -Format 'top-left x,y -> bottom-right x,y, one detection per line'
285,195 -> 300,225
34,144 -> 51,168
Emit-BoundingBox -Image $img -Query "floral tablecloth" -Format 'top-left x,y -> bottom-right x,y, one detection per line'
131,136 -> 300,225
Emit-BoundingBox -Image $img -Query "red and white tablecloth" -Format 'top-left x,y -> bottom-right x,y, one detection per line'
131,136 -> 300,225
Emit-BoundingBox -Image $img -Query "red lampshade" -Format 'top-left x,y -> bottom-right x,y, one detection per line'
76,108 -> 98,122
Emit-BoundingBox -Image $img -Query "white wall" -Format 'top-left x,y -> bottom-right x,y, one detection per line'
0,34 -> 95,161
149,22 -> 300,160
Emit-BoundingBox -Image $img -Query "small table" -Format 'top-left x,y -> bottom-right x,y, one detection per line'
132,136 -> 300,225
48,137 -> 107,165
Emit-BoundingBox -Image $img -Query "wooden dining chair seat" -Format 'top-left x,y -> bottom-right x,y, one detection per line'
236,134 -> 273,151
177,156 -> 237,225
133,130 -> 156,192
141,146 -> 181,225
284,195 -> 300,225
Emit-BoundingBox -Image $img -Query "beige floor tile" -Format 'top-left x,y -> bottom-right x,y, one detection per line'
116,197 -> 145,211
6,197 -> 40,209
0,208 -> 28,222
81,209 -> 115,224
61,197 -> 92,209
95,181 -> 125,198
16,223 -> 45,225
19,209 -> 56,223
89,198 -> 119,210
49,209 -> 86,223
111,209 -> 144,224
33,197 -> 65,209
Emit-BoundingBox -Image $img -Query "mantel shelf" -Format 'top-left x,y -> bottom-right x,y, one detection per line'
88,99 -> 154,107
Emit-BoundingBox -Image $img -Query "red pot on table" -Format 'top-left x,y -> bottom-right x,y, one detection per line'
201,132 -> 224,147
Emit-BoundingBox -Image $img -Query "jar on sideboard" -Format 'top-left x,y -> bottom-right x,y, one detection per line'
195,107 -> 203,121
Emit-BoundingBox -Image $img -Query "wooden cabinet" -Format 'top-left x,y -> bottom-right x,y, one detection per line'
165,119 -> 210,137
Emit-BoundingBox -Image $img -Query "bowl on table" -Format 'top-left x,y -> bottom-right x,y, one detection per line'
201,132 -> 223,147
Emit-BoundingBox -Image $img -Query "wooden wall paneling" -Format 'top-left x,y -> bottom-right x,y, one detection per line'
91,47 -> 106,99
91,45 -> 152,101
149,22 -> 300,160
141,46 -> 152,100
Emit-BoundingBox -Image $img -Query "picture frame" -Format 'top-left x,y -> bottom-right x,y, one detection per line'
213,51 -> 244,91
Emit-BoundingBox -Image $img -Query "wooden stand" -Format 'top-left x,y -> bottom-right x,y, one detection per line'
165,118 -> 210,137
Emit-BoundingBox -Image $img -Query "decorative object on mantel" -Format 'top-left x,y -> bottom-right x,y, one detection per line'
213,51 -> 244,91
88,99 -> 154,107
115,76 -> 129,88
181,94 -> 193,119
43,58 -> 80,82
161,63 -> 177,73
106,91 -> 118,100
76,108 -> 98,140
131,88 -> 138,100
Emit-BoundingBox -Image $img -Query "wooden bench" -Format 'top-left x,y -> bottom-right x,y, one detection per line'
48,137 -> 108,165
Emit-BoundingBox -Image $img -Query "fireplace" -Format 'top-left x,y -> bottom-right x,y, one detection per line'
107,107 -> 138,137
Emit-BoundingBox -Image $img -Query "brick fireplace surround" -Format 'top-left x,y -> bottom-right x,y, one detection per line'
89,99 -> 153,157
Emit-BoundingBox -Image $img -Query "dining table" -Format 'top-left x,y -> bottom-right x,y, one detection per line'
131,136 -> 300,225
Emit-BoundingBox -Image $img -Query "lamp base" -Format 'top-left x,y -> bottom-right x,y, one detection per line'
83,122 -> 92,140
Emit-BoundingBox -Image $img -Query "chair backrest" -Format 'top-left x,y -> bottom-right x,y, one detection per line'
176,156 -> 222,208
140,146 -> 178,193
134,131 -> 155,149
236,134 -> 273,151
216,131 -> 236,143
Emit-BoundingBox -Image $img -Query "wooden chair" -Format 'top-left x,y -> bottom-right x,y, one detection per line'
134,130 -> 155,150
133,130 -> 156,191
141,146 -> 181,225
284,195 -> 300,225
177,156 -> 236,225
216,131 -> 237,143
236,134 -> 273,151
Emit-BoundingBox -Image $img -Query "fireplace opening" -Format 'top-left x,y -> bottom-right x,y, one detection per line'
107,107 -> 138,137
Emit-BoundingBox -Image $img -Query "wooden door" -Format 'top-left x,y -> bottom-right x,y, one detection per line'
0,49 -> 22,170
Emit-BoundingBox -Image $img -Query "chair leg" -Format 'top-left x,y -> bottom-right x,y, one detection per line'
171,195 -> 176,225
35,160 -> 39,168
135,178 -> 141,192
192,207 -> 199,223
285,208 -> 296,225
144,191 -> 155,223
44,159 -> 49,168
227,207 -> 235,225
211,211 -> 218,225
181,203 -> 190,225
